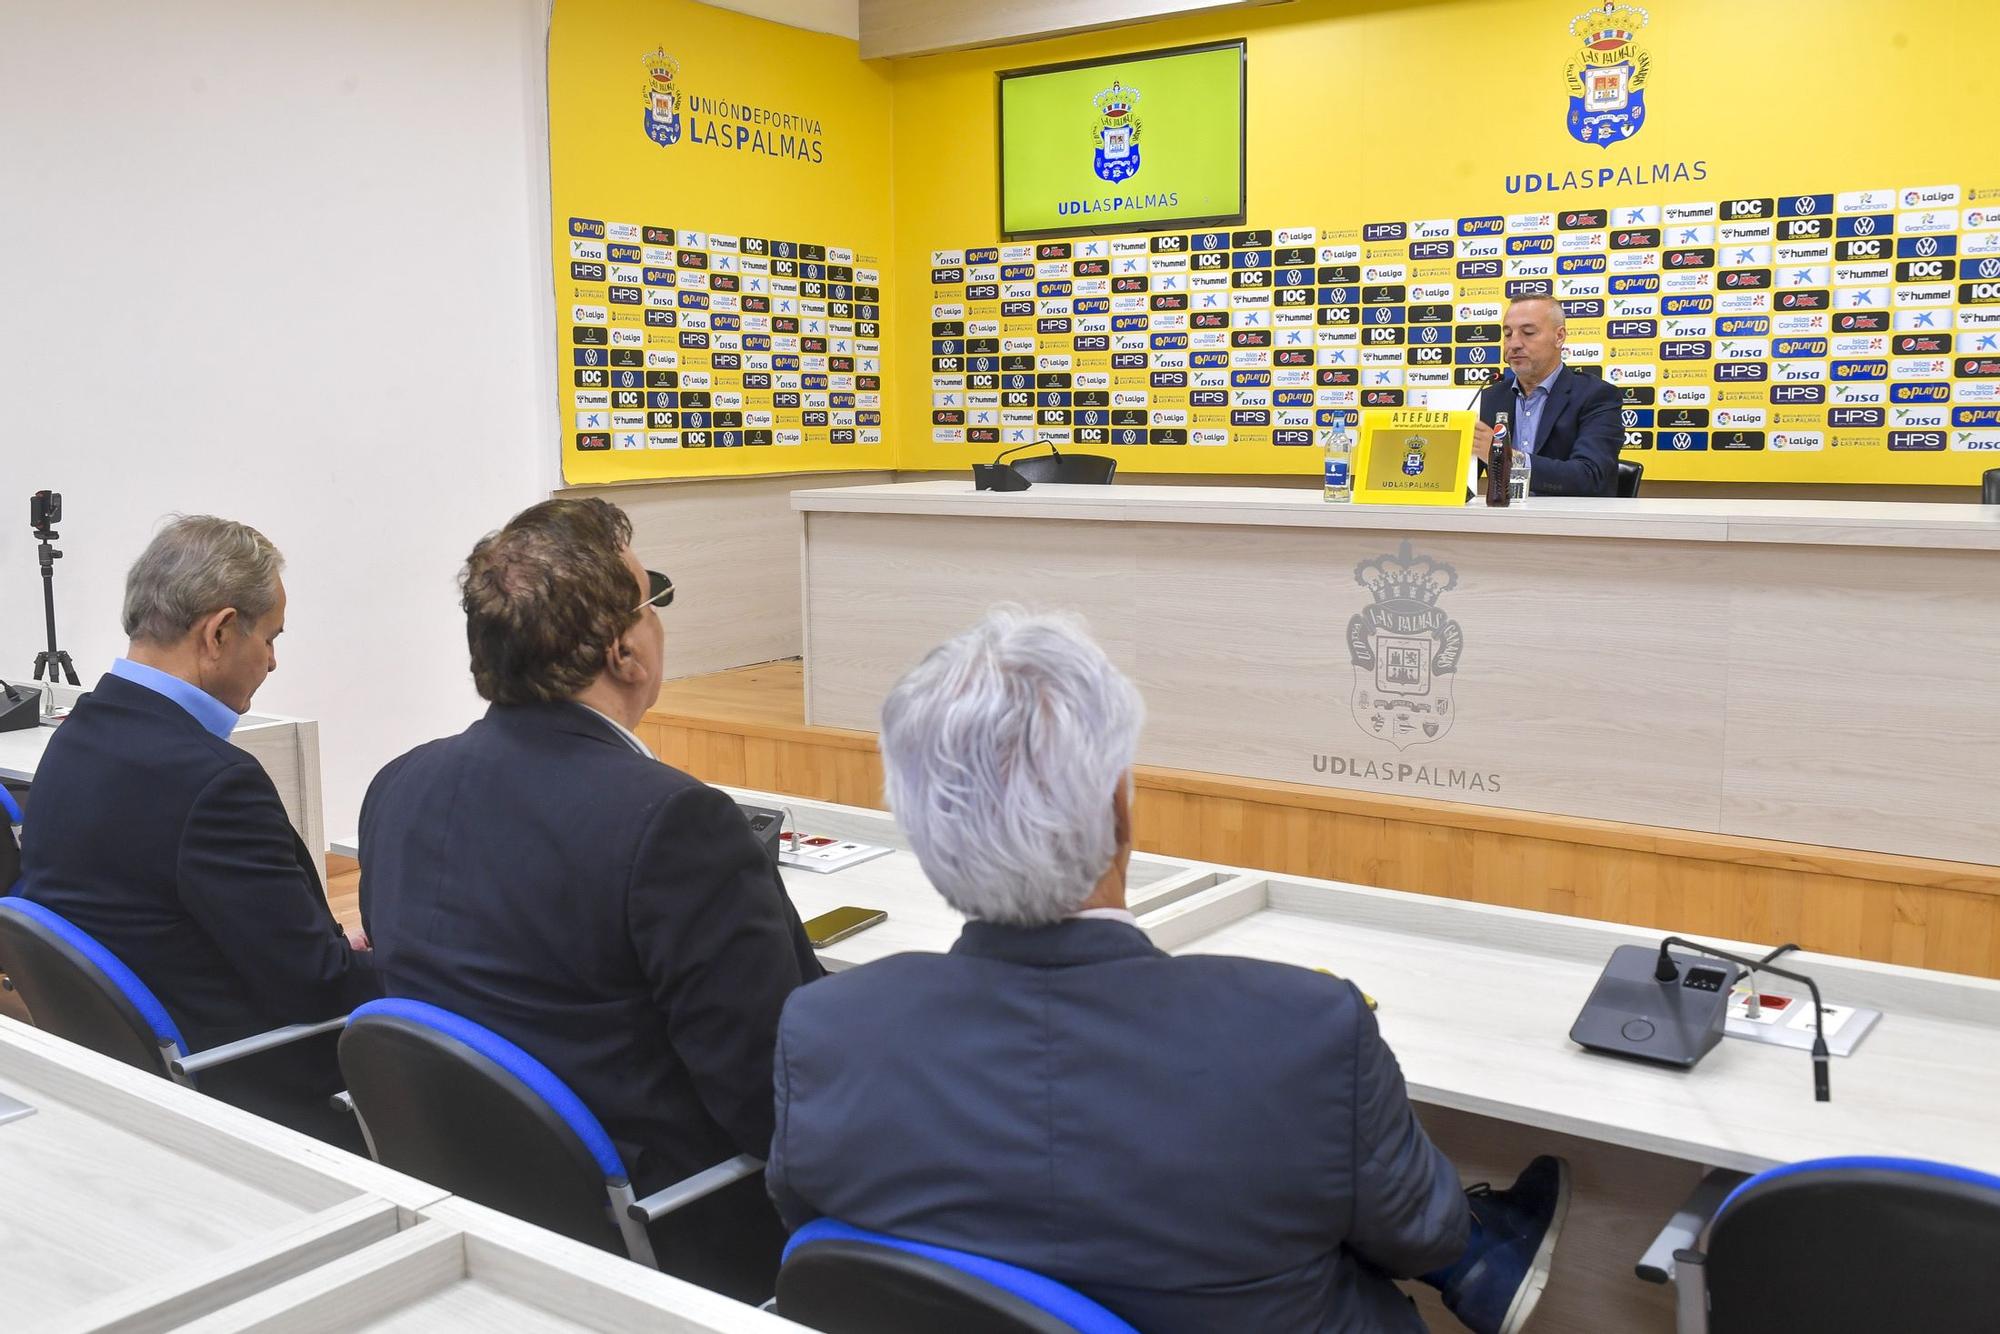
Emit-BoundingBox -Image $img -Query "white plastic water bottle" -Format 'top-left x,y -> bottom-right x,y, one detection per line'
1322,418 -> 1354,503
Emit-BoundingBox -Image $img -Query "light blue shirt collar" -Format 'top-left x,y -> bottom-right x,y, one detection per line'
108,658 -> 240,740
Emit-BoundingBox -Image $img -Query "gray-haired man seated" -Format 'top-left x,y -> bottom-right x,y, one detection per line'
768,608 -> 1566,1333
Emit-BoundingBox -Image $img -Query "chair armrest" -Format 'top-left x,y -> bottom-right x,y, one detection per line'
328,1089 -> 356,1114
1636,1168 -> 1747,1283
171,1015 -> 350,1079
627,1153 -> 765,1223
1672,1249 -> 1710,1334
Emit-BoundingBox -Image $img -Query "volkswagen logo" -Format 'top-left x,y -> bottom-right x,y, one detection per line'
1854,216 -> 1877,236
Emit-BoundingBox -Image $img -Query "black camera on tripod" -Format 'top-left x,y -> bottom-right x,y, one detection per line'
30,490 -> 61,535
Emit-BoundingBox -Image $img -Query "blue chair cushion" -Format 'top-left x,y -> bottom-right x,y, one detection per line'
1721,1155 -> 2000,1217
785,1218 -> 1142,1334
0,785 -> 21,824
347,997 -> 628,1182
0,898 -> 186,1055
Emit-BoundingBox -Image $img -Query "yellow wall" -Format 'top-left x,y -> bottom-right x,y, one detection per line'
889,0 -> 2000,483
551,0 -> 895,483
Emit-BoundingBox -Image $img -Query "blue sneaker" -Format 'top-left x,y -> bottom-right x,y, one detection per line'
1434,1155 -> 1570,1334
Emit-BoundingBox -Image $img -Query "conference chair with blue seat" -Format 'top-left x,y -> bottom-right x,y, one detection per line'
0,897 -> 348,1085
1641,1155 -> 2000,1333
337,998 -> 763,1270
776,1218 -> 1143,1334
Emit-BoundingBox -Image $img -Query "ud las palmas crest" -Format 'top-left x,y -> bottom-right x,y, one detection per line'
643,47 -> 681,146
1092,80 -> 1141,183
1347,542 -> 1463,750
1565,3 -> 1651,148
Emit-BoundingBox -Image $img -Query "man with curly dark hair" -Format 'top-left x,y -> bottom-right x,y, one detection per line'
358,497 -> 820,1301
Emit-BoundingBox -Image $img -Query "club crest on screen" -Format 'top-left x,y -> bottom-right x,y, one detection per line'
1347,543 -> 1463,750
1564,3 -> 1651,148
643,47 -> 682,147
1092,80 -> 1142,184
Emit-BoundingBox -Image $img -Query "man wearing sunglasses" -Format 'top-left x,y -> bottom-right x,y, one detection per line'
357,498 -> 821,1302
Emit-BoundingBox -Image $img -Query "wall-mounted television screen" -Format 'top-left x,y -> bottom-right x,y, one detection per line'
998,40 -> 1246,240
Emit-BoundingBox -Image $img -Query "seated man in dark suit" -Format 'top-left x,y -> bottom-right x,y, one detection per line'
360,498 -> 821,1302
16,516 -> 378,1146
769,609 -> 1567,1334
1473,295 -> 1623,496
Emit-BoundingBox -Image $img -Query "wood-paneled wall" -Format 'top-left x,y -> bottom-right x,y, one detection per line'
643,662 -> 2000,979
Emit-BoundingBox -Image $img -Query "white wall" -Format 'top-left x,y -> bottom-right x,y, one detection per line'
0,0 -> 559,839
702,0 -> 860,40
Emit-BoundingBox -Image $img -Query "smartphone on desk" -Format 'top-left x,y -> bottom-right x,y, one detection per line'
804,906 -> 887,948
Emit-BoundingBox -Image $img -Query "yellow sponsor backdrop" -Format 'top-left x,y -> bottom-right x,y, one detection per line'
890,0 -> 2000,483
550,0 -> 895,484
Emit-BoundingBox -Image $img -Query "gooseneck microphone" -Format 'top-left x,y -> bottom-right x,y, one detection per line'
1466,365 -> 1518,411
972,439 -> 1064,492
1655,936 -> 1832,1102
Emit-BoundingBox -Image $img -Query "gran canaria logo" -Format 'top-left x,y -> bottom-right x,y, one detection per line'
1346,542 -> 1462,750
1564,2 -> 1651,149
642,47 -> 682,146
1092,80 -> 1142,183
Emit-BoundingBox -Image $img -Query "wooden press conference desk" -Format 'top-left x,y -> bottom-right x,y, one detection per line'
0,1017 -> 805,1332
753,785 -> 2000,1332
791,482 -> 2000,867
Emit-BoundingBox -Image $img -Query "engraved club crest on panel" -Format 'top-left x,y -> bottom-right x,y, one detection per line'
1347,542 -> 1463,749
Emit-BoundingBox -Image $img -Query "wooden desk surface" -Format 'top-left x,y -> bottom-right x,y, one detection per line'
757,785 -> 2000,1178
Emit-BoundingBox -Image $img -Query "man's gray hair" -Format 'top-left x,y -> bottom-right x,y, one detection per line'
122,515 -> 285,643
1507,293 -> 1567,329
880,608 -> 1145,927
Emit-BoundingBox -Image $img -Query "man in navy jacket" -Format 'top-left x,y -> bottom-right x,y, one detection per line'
360,498 -> 820,1302
769,610 -> 1568,1334
17,516 -> 377,1145
1474,296 -> 1624,496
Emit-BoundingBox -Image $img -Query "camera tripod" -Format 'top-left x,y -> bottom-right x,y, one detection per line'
33,510 -> 78,688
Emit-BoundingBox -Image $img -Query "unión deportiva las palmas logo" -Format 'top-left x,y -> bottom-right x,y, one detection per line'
1347,542 -> 1463,750
1565,3 -> 1651,148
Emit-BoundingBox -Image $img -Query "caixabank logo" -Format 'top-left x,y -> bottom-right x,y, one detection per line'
1093,81 -> 1142,184
640,46 -> 826,163
1566,3 -> 1651,148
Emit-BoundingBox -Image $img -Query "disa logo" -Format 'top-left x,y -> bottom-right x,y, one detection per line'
1565,3 -> 1652,148
642,47 -> 681,146
1093,81 -> 1142,184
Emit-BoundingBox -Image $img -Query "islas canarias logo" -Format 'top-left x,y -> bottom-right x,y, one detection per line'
1565,2 -> 1652,148
643,47 -> 682,146
1092,80 -> 1142,183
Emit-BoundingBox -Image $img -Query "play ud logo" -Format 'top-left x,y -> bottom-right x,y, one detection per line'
1093,80 -> 1142,183
642,47 -> 681,146
1565,3 -> 1652,148
1346,542 -> 1463,750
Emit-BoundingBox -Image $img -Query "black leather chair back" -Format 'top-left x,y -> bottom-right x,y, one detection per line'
338,1010 -> 625,1252
1705,1161 -> 2000,1332
1983,466 -> 1999,504
0,902 -> 176,1076
1011,453 -> 1117,485
778,1240 -> 1083,1334
1617,459 -> 1644,498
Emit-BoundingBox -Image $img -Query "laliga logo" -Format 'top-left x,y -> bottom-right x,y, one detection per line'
1091,80 -> 1143,184
1564,3 -> 1652,148
642,47 -> 682,146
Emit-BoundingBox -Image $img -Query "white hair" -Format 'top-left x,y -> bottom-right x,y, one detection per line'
880,607 -> 1145,927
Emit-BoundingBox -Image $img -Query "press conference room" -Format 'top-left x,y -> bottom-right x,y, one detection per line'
2,0 -> 1997,1330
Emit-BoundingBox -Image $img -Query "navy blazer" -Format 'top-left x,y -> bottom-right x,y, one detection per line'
770,919 -> 1469,1334
1480,363 -> 1623,495
359,701 -> 823,1195
16,673 -> 377,1128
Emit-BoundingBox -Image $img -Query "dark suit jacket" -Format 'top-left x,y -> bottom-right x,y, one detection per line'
359,701 -> 823,1195
769,919 -> 1469,1334
16,673 -> 378,1132
1480,363 -> 1623,495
